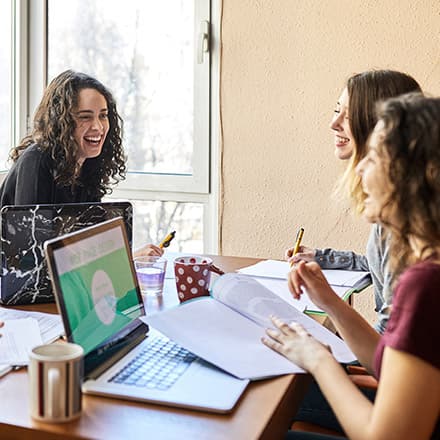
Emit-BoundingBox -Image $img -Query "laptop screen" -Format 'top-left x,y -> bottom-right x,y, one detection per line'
45,217 -> 145,357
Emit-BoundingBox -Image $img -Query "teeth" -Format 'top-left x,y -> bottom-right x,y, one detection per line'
85,136 -> 101,142
336,135 -> 350,142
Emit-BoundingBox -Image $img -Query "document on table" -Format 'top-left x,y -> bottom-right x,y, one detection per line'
0,309 -> 64,375
0,318 -> 42,366
237,260 -> 370,288
144,273 -> 356,380
0,309 -> 64,344
237,260 -> 371,314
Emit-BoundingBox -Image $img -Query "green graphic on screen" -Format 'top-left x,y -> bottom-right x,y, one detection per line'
59,247 -> 142,354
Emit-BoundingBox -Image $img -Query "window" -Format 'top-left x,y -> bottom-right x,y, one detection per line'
0,1 -> 12,169
9,0 -> 218,252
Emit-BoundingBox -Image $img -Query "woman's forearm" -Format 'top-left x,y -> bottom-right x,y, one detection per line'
324,297 -> 380,372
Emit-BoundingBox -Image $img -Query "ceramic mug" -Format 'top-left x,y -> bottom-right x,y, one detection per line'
174,256 -> 224,303
29,342 -> 84,423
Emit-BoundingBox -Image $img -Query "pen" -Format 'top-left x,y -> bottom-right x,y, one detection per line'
159,231 -> 176,249
290,227 -> 304,267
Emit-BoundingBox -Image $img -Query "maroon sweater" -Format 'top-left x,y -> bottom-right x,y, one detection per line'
374,260 -> 440,377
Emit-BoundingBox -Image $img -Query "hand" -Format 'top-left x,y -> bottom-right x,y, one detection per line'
284,245 -> 316,264
288,260 -> 339,311
261,315 -> 332,372
133,244 -> 164,258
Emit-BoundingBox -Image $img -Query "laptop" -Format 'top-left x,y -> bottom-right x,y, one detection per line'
44,217 -> 249,413
0,201 -> 132,305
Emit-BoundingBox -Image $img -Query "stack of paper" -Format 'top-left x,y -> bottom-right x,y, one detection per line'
0,309 -> 64,375
237,260 -> 371,314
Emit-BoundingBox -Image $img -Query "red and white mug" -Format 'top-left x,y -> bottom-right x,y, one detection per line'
174,256 -> 224,303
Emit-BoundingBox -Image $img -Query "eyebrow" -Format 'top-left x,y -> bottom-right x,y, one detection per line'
75,108 -> 108,114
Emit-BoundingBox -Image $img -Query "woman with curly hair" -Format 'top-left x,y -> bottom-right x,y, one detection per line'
267,94 -> 440,439
286,70 -> 422,334
0,70 -> 162,256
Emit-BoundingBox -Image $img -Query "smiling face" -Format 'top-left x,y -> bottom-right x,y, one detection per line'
73,88 -> 110,166
356,120 -> 393,224
329,88 -> 354,160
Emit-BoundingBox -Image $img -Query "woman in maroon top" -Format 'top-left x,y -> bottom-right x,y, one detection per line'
262,94 -> 440,439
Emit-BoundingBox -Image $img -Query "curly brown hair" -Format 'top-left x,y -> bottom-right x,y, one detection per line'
10,70 -> 126,199
375,94 -> 440,277
335,70 -> 422,213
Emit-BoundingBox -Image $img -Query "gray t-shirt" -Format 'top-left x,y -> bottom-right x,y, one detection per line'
315,223 -> 392,333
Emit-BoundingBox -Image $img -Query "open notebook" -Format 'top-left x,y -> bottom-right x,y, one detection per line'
237,260 -> 371,314
44,217 -> 248,413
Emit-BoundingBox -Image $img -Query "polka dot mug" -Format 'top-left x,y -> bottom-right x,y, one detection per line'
174,256 -> 222,303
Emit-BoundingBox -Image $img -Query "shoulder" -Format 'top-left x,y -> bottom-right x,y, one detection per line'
15,144 -> 53,171
393,261 -> 440,310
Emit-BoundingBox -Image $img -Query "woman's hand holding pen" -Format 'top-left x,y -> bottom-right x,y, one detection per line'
285,245 -> 316,265
261,315 -> 333,372
288,260 -> 339,312
133,244 -> 164,258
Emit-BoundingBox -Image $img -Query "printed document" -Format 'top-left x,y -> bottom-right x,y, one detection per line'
143,273 -> 356,380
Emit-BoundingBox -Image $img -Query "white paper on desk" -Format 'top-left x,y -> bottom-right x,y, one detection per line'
254,278 -> 351,314
143,274 -> 356,380
0,309 -> 63,343
238,260 -> 369,288
0,318 -> 43,365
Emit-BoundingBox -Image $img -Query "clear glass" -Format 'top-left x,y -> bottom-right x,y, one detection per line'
47,0 -> 194,175
129,199 -> 203,253
0,1 -> 12,170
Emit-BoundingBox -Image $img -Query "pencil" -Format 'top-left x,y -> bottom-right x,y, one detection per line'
290,227 -> 304,267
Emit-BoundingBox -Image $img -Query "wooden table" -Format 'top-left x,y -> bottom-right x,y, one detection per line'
0,255 -> 313,440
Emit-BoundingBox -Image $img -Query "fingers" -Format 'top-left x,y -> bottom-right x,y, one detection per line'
284,247 -> 294,260
288,260 -> 306,297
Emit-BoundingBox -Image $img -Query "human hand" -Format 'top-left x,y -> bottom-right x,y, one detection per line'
133,244 -> 164,258
284,245 -> 316,264
288,260 -> 339,311
262,315 -> 332,372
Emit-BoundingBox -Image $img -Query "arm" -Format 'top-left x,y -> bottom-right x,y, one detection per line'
263,318 -> 440,440
288,260 -> 379,370
285,245 -> 369,271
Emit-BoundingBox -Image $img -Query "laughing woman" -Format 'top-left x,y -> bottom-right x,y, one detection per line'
0,70 -> 162,256
265,94 -> 440,439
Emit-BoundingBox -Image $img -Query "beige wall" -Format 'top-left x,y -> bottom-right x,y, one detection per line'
219,0 -> 440,322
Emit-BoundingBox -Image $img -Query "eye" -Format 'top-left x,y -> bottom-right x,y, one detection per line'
99,113 -> 109,120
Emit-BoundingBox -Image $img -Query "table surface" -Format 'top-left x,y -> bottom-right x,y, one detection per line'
0,254 -> 314,440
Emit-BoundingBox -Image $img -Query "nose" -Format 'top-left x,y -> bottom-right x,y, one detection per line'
91,116 -> 104,131
329,112 -> 343,132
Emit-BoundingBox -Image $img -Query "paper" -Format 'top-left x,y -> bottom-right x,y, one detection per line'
0,309 -> 64,344
254,278 -> 351,314
143,273 -> 356,380
0,318 -> 43,365
237,259 -> 370,288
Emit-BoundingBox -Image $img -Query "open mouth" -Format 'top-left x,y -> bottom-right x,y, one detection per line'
84,135 -> 102,146
335,135 -> 350,146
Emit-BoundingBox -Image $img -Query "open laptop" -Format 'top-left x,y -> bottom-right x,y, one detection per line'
44,217 -> 248,413
0,201 -> 132,305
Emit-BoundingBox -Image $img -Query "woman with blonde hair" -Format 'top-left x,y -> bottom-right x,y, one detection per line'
286,69 -> 422,333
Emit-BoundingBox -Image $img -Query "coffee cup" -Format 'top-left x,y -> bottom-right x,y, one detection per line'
29,342 -> 84,423
174,256 -> 224,303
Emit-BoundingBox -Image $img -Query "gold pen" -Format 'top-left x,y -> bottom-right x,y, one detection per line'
290,227 -> 304,267
159,231 -> 176,249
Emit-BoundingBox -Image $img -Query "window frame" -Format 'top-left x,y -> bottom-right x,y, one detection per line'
7,0 -> 220,253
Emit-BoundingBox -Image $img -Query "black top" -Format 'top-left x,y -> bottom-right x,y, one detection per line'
0,144 -> 100,207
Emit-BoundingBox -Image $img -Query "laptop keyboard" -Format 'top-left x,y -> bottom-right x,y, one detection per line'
108,337 -> 197,391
